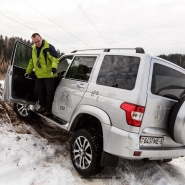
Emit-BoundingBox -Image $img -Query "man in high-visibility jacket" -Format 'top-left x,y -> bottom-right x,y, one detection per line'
25,33 -> 59,116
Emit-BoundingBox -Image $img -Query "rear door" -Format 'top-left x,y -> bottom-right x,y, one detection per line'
2,41 -> 37,104
140,58 -> 185,147
52,55 -> 97,122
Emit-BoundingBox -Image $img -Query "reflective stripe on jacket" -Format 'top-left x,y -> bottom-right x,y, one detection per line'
26,40 -> 59,78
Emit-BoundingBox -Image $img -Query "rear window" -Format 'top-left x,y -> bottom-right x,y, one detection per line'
97,55 -> 140,90
151,63 -> 185,99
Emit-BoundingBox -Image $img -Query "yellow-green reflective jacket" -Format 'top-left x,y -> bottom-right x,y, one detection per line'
26,40 -> 59,78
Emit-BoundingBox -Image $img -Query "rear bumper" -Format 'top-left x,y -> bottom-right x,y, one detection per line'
103,125 -> 185,160
130,147 -> 185,160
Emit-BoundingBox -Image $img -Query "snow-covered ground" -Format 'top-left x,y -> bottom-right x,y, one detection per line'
1,80 -> 185,185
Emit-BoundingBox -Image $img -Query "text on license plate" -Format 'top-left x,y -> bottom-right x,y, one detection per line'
140,137 -> 164,146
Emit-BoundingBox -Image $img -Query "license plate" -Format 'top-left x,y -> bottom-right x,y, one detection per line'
140,136 -> 163,146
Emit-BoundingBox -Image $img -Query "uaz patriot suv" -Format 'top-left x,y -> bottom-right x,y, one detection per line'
3,41 -> 185,177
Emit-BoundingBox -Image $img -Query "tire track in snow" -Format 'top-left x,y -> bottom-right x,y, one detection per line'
1,82 -> 185,185
153,161 -> 185,185
114,159 -> 185,185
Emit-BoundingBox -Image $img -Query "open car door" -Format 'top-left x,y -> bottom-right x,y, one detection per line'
2,41 -> 37,105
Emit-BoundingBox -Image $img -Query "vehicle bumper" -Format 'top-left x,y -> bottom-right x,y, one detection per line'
103,124 -> 185,160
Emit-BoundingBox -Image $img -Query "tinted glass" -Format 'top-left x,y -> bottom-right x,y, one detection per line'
97,55 -> 140,90
57,55 -> 73,73
151,63 -> 185,99
14,42 -> 32,69
65,56 -> 96,81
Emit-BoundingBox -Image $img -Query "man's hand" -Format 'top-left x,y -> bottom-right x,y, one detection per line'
51,68 -> 57,74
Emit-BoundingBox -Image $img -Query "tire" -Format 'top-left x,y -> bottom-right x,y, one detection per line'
163,159 -> 172,163
168,99 -> 185,144
70,128 -> 104,177
14,103 -> 30,119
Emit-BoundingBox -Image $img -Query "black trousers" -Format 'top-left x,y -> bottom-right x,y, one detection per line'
34,78 -> 55,110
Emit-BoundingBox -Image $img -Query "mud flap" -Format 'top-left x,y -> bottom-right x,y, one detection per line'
100,151 -> 119,167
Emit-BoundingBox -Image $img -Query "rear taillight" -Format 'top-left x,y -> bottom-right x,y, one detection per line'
133,151 -> 141,156
120,102 -> 145,127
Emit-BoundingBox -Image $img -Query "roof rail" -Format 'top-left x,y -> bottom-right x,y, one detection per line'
71,47 -> 145,54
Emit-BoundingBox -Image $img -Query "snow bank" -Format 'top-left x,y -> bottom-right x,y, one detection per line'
1,80 -> 185,185
0,125 -> 81,185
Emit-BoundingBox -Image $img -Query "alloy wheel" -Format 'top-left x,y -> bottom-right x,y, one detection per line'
73,136 -> 92,169
15,103 -> 29,118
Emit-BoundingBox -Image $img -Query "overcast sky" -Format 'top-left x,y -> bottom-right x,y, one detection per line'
0,0 -> 185,55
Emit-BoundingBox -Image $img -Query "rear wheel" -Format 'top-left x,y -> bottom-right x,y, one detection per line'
14,103 -> 30,119
70,128 -> 104,177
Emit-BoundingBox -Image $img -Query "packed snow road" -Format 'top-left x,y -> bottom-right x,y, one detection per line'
1,81 -> 185,185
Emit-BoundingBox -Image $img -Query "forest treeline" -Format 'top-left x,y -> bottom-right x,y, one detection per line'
158,54 -> 185,69
0,35 -> 31,65
0,35 -> 185,73
0,35 -> 64,74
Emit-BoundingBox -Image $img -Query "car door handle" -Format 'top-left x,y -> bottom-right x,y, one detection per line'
77,84 -> 86,89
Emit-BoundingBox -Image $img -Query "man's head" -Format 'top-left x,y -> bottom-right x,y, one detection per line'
31,33 -> 43,47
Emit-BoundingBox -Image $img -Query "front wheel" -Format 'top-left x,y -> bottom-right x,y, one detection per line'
70,128 -> 104,177
14,103 -> 30,119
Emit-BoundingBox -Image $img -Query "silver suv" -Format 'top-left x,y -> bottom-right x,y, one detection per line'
3,41 -> 185,177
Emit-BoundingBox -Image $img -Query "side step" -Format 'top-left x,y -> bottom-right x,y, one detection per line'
47,115 -> 67,125
42,114 -> 69,130
29,104 -> 69,129
32,111 -> 69,130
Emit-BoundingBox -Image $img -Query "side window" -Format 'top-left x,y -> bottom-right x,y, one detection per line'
151,63 -> 185,99
65,56 -> 96,81
57,55 -> 73,73
97,55 -> 140,90
14,42 -> 32,69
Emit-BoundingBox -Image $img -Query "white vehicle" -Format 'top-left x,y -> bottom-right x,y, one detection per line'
3,41 -> 185,177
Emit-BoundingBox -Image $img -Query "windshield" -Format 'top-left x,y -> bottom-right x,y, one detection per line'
151,63 -> 185,100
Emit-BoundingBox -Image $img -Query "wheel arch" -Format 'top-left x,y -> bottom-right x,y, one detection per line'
69,105 -> 119,169
68,105 -> 111,135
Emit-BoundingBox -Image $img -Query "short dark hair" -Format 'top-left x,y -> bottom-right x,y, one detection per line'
31,33 -> 41,38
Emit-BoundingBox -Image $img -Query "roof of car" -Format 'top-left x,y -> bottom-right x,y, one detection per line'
70,47 -> 145,54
